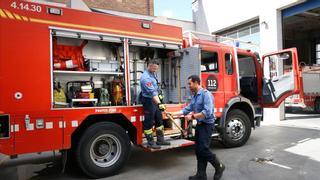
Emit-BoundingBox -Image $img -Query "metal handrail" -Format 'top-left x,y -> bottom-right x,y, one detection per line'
183,30 -> 260,50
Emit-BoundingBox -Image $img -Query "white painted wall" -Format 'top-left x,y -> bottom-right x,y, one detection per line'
193,0 -> 305,33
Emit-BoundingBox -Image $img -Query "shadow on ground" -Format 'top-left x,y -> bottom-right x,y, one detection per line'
1,125 -> 320,180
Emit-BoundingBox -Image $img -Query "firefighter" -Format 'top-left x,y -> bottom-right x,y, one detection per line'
171,75 -> 225,180
140,59 -> 170,149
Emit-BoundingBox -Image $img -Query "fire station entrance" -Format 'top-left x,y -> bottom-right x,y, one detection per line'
282,1 -> 320,65
282,1 -> 320,112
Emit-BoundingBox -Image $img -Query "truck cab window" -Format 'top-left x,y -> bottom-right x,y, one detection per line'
201,51 -> 219,73
237,54 -> 258,102
238,54 -> 256,76
225,53 -> 233,75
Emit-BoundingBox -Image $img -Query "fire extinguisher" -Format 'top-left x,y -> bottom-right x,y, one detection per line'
111,79 -> 124,105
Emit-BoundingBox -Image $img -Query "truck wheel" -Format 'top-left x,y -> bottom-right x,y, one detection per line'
314,98 -> 320,114
221,109 -> 251,148
76,122 -> 131,178
285,107 -> 292,113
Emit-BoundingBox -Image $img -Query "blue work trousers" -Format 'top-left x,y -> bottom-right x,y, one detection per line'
141,96 -> 163,130
195,123 -> 216,162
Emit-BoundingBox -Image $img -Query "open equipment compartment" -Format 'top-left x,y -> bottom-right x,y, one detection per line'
128,42 -> 200,106
128,45 -> 172,105
51,28 -> 126,108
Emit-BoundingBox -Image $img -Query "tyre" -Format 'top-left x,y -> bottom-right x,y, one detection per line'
76,122 -> 131,178
221,109 -> 251,148
314,98 -> 320,114
285,107 -> 292,113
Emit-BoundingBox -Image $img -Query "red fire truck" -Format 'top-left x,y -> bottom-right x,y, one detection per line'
285,65 -> 320,113
0,0 -> 303,178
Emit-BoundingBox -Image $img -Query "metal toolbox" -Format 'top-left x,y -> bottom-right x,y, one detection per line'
86,58 -> 120,72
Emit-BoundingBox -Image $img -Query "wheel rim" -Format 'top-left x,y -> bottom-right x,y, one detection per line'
226,118 -> 245,141
90,134 -> 122,168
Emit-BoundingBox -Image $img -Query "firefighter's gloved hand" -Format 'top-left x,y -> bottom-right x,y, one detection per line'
158,103 -> 166,111
158,94 -> 164,103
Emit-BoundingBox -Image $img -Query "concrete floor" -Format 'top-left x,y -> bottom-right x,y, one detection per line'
1,113 -> 320,180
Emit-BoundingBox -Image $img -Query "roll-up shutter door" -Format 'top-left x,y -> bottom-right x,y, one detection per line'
129,39 -> 181,50
52,29 -> 122,43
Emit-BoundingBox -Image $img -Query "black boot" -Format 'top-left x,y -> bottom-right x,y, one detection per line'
156,129 -> 171,145
210,157 -> 225,180
145,133 -> 161,149
189,160 -> 207,180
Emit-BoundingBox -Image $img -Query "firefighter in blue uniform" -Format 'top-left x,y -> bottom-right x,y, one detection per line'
140,59 -> 170,149
172,75 -> 225,180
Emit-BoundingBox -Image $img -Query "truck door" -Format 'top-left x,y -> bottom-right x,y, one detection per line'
200,46 -> 224,116
262,48 -> 303,107
221,47 -> 237,104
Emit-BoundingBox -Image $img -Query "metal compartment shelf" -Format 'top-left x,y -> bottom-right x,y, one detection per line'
53,70 -> 123,76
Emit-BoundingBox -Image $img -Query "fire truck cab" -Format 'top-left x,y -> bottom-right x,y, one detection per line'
0,0 -> 303,178
179,32 -> 302,147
